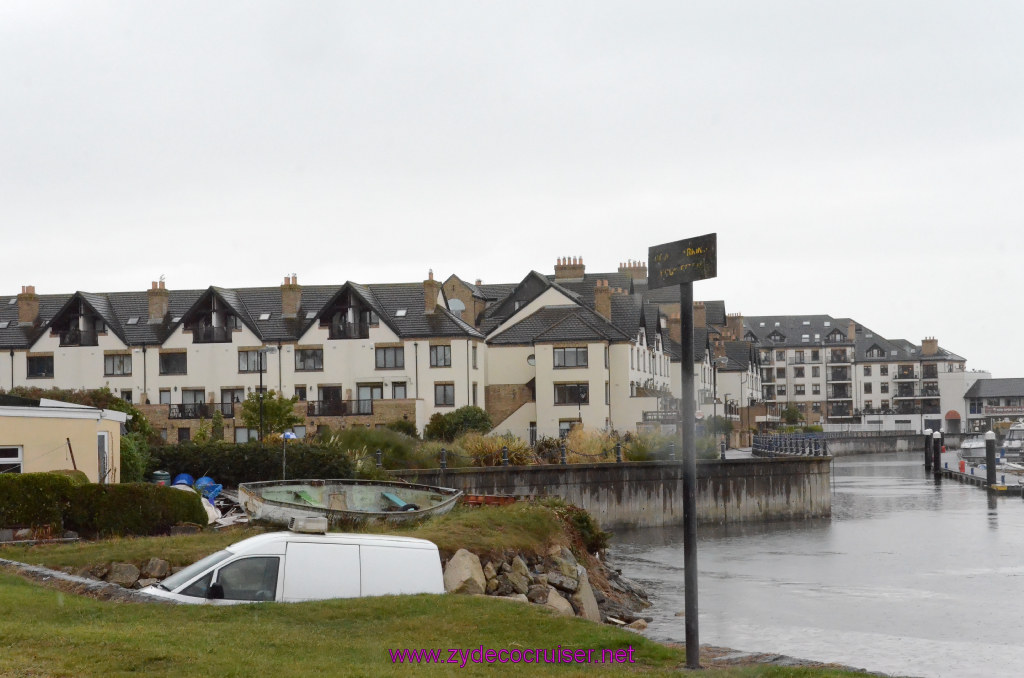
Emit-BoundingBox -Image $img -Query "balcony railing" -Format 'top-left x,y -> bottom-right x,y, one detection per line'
893,387 -> 941,399
828,389 -> 852,400
59,328 -> 98,347
895,369 -> 918,380
328,322 -> 369,340
642,411 -> 680,423
192,326 -> 232,344
168,403 -> 235,420
307,399 -> 374,416
788,356 -> 821,365
827,353 -> 851,364
829,369 -> 851,382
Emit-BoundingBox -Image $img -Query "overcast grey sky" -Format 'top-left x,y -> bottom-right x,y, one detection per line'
3,1 -> 1021,376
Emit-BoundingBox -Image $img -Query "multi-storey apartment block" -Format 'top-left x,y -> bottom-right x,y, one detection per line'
744,315 -> 984,433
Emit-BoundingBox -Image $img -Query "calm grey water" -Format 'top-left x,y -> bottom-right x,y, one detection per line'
611,452 -> 1024,678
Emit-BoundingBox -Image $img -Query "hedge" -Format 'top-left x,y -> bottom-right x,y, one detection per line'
64,484 -> 208,538
0,473 -> 74,530
149,442 -> 355,486
0,473 -> 207,537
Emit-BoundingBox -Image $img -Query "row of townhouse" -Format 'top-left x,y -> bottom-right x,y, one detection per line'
1,259 -> 717,444
742,315 -> 987,433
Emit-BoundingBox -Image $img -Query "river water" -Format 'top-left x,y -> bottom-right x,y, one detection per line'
611,452 -> 1024,678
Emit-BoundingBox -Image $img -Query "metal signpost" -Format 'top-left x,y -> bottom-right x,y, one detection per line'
648,232 -> 717,670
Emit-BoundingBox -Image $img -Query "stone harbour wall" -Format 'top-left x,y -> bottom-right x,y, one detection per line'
394,457 -> 832,529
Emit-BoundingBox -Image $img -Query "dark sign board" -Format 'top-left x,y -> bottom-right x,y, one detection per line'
647,233 -> 717,289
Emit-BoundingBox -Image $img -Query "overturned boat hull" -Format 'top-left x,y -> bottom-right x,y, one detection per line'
237,479 -> 462,527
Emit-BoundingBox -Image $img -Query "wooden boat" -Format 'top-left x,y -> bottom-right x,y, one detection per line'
237,479 -> 462,527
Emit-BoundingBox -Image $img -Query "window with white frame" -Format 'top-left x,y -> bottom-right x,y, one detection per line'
429,345 -> 451,367
295,348 -> 324,372
0,446 -> 23,474
104,354 -> 132,376
554,347 -> 588,368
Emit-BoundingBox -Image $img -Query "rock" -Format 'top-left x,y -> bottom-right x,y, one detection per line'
551,556 -> 579,579
502,594 -> 529,604
493,574 -> 514,596
571,565 -> 601,622
544,587 -> 575,617
546,571 -> 578,593
0,529 -> 14,542
135,578 -> 159,589
511,556 -> 532,583
90,563 -> 111,580
106,562 -> 140,588
169,524 -> 200,536
483,561 -> 497,581
500,561 -> 512,574
141,558 -> 171,579
625,619 -> 648,631
534,573 -> 548,587
443,549 -> 486,595
547,543 -> 562,557
14,528 -> 32,540
559,547 -> 578,567
485,578 -> 500,594
506,571 -> 530,595
592,588 -> 606,604
527,585 -> 550,604
62,530 -> 79,540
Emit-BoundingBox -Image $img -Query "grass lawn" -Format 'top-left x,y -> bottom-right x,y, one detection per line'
0,571 -> 866,678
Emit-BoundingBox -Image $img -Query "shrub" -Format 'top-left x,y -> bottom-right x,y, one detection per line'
563,428 -> 616,463
385,419 -> 418,437
623,431 -> 677,461
317,427 -> 422,470
119,432 -> 151,483
0,473 -> 75,530
423,406 -> 493,442
456,432 -> 536,466
64,484 -> 208,537
540,498 -> 612,555
534,436 -> 564,464
148,442 -> 355,485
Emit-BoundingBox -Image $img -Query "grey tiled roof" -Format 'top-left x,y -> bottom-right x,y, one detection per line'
964,378 -> 1024,399
0,293 -> 74,349
664,327 -> 710,362
744,315 -> 854,347
722,340 -> 758,371
544,271 -> 635,308
365,283 -> 484,339
488,305 -> 629,345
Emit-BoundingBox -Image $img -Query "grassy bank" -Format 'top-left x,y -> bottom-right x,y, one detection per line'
0,503 -> 569,571
0,570 -> 865,677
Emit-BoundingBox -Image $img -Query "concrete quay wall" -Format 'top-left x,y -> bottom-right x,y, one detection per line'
393,457 -> 831,529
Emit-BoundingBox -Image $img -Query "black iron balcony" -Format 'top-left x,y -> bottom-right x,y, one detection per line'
895,368 -> 917,380
307,399 -> 373,416
192,326 -> 232,344
328,321 -> 369,340
59,328 -> 98,347
168,402 -> 234,419
828,352 -> 851,364
830,369 -> 851,382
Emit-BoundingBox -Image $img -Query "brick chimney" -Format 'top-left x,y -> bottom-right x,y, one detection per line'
847,320 -> 857,342
281,274 -> 301,318
148,280 -> 169,324
693,301 -> 706,329
667,313 -> 682,344
423,270 -> 441,314
554,256 -> 585,280
725,313 -> 744,340
594,280 -> 612,321
921,337 -> 939,356
618,259 -> 648,280
17,286 -> 39,326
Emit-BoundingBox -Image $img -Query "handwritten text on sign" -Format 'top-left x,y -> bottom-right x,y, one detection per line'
647,233 -> 717,289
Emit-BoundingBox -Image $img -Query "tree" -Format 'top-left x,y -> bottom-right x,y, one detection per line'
781,404 -> 804,425
423,406 -> 493,442
241,390 -> 302,440
706,415 -> 733,437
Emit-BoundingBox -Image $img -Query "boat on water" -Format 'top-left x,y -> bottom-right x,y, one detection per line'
957,435 -> 989,462
237,479 -> 462,527
1003,421 -> 1024,458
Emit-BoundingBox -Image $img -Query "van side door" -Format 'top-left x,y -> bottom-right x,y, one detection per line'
282,542 -> 361,602
359,545 -> 444,596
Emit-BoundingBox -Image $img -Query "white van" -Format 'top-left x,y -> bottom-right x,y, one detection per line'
141,530 -> 444,604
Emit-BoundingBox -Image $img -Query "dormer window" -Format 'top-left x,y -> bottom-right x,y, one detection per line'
768,331 -> 785,342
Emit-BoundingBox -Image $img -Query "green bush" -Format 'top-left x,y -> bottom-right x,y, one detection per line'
423,406 -> 493,442
119,432 -> 151,483
64,484 -> 208,538
0,473 -> 75,530
149,442 -> 355,485
385,419 -> 418,437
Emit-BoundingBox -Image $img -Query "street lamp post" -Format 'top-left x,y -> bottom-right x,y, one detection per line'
712,356 -> 727,441
256,347 -> 278,446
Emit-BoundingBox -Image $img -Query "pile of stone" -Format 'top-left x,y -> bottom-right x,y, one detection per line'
65,557 -> 174,589
442,546 -> 651,629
